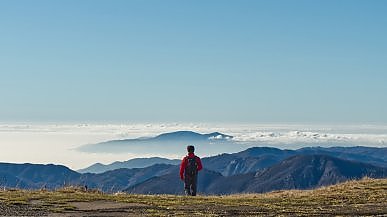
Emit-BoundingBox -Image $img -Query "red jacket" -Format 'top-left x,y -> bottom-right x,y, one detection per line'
180,153 -> 203,180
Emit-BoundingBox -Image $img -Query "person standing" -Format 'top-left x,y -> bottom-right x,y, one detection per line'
180,145 -> 203,196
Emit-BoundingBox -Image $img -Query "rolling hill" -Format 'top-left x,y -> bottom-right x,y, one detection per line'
0,163 -> 80,189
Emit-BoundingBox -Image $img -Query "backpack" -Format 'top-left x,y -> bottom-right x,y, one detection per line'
185,156 -> 198,177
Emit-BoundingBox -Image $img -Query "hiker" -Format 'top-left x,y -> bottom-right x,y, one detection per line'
180,145 -> 203,196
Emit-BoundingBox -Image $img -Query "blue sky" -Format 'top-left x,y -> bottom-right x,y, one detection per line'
1,0 -> 386,123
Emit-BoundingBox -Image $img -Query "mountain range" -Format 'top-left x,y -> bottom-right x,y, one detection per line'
202,146 -> 387,176
1,145 -> 386,194
0,162 -> 175,192
126,154 -> 387,194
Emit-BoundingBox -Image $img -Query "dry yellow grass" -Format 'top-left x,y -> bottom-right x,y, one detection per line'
0,178 -> 386,216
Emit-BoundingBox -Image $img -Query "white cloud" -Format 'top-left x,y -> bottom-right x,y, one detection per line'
231,130 -> 387,147
209,135 -> 224,140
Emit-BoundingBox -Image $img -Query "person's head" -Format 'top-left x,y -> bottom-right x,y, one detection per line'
187,145 -> 195,153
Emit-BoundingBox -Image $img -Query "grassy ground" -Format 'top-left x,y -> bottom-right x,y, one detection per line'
0,178 -> 386,216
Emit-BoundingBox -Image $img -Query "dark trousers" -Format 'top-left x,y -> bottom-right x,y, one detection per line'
184,174 -> 198,196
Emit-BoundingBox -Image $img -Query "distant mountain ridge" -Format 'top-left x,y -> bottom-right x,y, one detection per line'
78,157 -> 180,174
78,131 -> 236,155
79,164 -> 176,192
152,131 -> 233,141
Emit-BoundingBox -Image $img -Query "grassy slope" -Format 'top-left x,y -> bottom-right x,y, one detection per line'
0,178 -> 386,216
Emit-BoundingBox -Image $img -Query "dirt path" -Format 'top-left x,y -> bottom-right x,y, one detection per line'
49,201 -> 151,217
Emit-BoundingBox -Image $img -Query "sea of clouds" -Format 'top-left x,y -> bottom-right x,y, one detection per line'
0,123 -> 386,170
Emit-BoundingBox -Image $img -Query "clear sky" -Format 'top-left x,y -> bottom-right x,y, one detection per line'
1,0 -> 386,124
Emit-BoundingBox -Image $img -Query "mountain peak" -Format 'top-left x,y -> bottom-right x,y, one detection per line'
154,131 -> 201,140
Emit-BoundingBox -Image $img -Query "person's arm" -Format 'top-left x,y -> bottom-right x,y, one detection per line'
179,157 -> 186,180
196,157 -> 203,171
